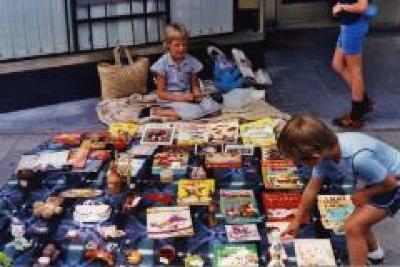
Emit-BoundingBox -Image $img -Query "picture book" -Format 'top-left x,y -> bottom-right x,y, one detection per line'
220,189 -> 262,224
175,122 -> 208,146
261,192 -> 308,223
205,153 -> 242,169
294,239 -> 336,267
195,143 -> 223,156
225,224 -> 261,242
147,206 -> 193,239
207,120 -> 239,144
108,122 -> 138,140
262,162 -> 302,190
151,147 -> 189,176
240,118 -> 277,146
225,144 -> 254,156
265,222 -> 290,243
177,179 -> 215,205
212,243 -> 258,267
140,123 -> 175,145
317,195 -> 354,232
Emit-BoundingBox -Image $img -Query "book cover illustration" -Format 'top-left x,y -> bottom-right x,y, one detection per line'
225,144 -> 254,156
225,224 -> 261,242
262,192 -> 308,223
195,143 -> 223,156
109,122 -> 138,139
294,239 -> 336,267
147,206 -> 194,239
177,179 -> 215,205
240,118 -> 277,146
129,144 -> 158,157
52,133 -> 83,146
207,120 -> 239,144
212,243 -> 258,267
205,153 -> 242,169
16,150 -> 70,172
151,147 -> 189,176
220,189 -> 262,224
317,195 -> 354,232
262,162 -> 301,190
140,123 -> 175,145
175,122 -> 208,146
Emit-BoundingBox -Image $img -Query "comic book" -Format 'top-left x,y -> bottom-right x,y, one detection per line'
261,192 -> 308,223
240,118 -> 277,146
317,195 -> 354,232
147,206 -> 193,239
225,224 -> 261,242
177,179 -> 215,205
220,189 -> 262,224
207,120 -> 239,144
175,122 -> 208,146
294,239 -> 336,267
212,243 -> 258,267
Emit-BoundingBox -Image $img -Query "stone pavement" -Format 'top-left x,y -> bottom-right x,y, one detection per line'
0,27 -> 400,264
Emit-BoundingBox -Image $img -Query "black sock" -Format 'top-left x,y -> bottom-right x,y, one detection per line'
351,101 -> 364,119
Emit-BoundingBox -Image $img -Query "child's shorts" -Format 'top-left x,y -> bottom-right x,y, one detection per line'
369,186 -> 400,216
337,18 -> 369,55
160,97 -> 221,121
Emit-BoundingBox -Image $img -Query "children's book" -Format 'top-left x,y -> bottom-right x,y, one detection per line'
294,239 -> 336,267
265,221 -> 290,243
140,123 -> 175,145
240,118 -> 277,146
262,162 -> 302,190
129,144 -> 158,157
225,224 -> 261,242
175,122 -> 208,146
195,143 -> 223,156
212,243 -> 258,267
317,195 -> 354,232
220,189 -> 262,224
262,192 -> 308,223
109,122 -> 138,139
208,120 -> 239,144
151,147 -> 189,176
205,153 -> 242,169
16,150 -> 70,172
177,179 -> 215,205
225,144 -> 254,156
147,206 -> 193,239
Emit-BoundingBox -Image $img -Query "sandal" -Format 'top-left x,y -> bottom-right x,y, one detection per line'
332,113 -> 364,128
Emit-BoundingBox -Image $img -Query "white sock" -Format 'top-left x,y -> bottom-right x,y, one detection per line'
368,246 -> 384,259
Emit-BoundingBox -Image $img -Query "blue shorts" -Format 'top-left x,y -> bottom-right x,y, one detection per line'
369,186 -> 400,216
337,18 -> 369,55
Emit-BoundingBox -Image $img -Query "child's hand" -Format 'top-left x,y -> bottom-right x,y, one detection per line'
332,3 -> 343,17
280,220 -> 300,239
193,90 -> 203,102
351,191 -> 369,207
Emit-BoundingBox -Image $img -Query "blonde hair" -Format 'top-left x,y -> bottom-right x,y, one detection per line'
164,23 -> 188,48
277,114 -> 337,161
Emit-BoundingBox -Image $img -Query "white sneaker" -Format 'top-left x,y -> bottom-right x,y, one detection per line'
368,246 -> 384,264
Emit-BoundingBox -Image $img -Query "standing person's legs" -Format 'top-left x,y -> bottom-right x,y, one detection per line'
344,205 -> 388,266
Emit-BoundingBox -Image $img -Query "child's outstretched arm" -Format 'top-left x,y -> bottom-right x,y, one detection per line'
155,73 -> 194,102
281,177 -> 323,238
351,175 -> 397,207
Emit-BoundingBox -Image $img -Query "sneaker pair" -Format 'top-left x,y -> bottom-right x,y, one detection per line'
368,246 -> 384,265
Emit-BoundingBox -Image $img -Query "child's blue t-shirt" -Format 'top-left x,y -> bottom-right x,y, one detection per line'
312,132 -> 400,188
150,53 -> 203,93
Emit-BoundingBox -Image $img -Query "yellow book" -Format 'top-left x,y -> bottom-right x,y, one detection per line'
109,122 -> 138,139
177,179 -> 215,206
240,118 -> 277,146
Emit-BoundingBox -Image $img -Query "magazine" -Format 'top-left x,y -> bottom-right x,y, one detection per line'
147,206 -> 193,239
177,179 -> 215,205
317,195 -> 354,232
212,243 -> 258,267
220,189 -> 262,224
225,224 -> 261,242
140,123 -> 175,145
294,239 -> 336,267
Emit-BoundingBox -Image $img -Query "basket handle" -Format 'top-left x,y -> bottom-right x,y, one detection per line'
113,45 -> 135,66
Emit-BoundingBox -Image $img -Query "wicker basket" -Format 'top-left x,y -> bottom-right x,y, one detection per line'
98,46 -> 149,99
